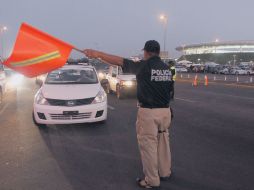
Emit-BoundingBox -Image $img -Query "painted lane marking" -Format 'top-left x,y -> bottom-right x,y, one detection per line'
0,103 -> 9,115
108,105 -> 115,110
175,97 -> 196,103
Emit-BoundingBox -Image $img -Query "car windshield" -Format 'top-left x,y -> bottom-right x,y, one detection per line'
118,67 -> 134,75
45,68 -> 98,84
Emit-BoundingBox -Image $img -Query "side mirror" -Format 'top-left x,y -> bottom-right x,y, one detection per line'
36,78 -> 43,87
100,79 -> 108,91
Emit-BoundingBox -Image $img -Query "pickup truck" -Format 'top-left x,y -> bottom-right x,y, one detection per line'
0,63 -> 6,106
105,66 -> 136,99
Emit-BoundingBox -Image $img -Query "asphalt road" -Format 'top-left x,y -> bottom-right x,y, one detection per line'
177,73 -> 254,86
0,79 -> 254,190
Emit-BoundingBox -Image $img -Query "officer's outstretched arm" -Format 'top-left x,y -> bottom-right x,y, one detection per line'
83,49 -> 124,66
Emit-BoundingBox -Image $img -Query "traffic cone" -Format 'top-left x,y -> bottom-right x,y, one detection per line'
193,75 -> 198,86
204,75 -> 208,86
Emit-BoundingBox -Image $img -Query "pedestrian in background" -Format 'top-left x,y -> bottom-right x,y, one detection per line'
83,40 -> 173,189
168,60 -> 176,100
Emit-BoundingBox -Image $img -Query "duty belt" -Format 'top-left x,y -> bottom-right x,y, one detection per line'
158,130 -> 167,133
138,102 -> 170,109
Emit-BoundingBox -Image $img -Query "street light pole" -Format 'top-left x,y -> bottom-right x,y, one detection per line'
233,54 -> 236,67
0,26 -> 8,59
159,14 -> 168,53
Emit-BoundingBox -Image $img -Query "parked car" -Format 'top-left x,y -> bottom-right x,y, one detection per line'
105,66 -> 136,99
229,67 -> 247,75
219,68 -> 229,75
175,66 -> 188,73
243,68 -> 254,75
33,63 -> 107,126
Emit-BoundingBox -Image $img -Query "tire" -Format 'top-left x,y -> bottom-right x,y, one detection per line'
247,72 -> 250,75
235,72 -> 239,75
32,112 -> 46,128
116,84 -> 124,99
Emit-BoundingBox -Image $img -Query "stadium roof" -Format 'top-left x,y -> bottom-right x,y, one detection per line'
176,41 -> 254,51
176,41 -> 254,55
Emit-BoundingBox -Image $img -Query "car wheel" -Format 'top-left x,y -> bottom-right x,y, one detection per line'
32,112 -> 46,128
116,84 -> 124,99
235,72 -> 239,75
247,72 -> 250,75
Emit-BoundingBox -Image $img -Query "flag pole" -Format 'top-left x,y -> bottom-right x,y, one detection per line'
73,47 -> 83,53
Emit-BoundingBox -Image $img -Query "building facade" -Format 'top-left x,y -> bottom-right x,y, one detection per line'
176,41 -> 254,64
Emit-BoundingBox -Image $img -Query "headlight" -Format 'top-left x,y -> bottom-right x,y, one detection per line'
92,88 -> 107,104
8,74 -> 24,88
121,80 -> 133,87
35,90 -> 49,105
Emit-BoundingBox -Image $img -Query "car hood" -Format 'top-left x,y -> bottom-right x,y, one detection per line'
117,74 -> 136,81
42,84 -> 100,100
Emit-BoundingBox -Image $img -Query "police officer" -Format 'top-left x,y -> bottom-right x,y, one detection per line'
84,40 -> 173,189
168,60 -> 176,100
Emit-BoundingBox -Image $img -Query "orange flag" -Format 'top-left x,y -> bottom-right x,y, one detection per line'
3,23 -> 74,77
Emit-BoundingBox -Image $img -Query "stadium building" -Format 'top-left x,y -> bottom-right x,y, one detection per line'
176,41 -> 254,64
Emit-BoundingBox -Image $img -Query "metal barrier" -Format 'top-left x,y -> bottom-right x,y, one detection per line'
177,73 -> 254,84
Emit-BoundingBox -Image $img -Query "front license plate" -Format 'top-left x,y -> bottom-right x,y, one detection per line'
63,111 -> 79,115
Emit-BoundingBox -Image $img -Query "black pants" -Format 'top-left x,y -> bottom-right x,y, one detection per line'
170,81 -> 175,100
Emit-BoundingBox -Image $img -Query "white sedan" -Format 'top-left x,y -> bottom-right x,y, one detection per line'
33,64 -> 107,126
230,67 -> 247,75
175,66 -> 188,73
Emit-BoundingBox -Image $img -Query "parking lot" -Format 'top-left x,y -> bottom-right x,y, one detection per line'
177,72 -> 254,86
0,78 -> 253,190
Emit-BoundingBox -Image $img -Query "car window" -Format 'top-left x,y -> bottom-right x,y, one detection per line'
45,68 -> 98,84
112,67 -> 117,76
118,67 -> 123,74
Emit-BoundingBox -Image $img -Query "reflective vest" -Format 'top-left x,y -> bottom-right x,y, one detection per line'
170,66 -> 176,81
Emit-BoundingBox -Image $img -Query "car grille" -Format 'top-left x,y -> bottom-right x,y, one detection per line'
46,97 -> 95,107
50,112 -> 92,120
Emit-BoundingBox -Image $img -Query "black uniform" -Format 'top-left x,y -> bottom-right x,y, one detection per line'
122,56 -> 172,108
123,55 -> 173,187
